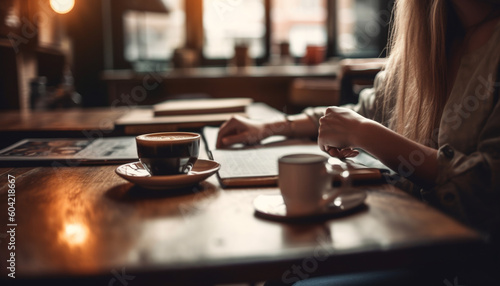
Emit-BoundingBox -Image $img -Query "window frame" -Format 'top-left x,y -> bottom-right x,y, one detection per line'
189,0 -> 335,66
187,0 -> 271,67
112,0 -> 390,69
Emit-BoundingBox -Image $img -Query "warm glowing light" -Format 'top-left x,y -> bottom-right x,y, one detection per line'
61,223 -> 88,246
50,0 -> 75,14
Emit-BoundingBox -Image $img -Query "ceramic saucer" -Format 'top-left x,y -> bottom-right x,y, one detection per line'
115,159 -> 220,190
253,189 -> 367,221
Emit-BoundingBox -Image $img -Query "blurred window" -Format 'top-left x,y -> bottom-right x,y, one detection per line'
119,0 -> 390,69
123,0 -> 185,62
203,0 -> 265,59
272,0 -> 327,57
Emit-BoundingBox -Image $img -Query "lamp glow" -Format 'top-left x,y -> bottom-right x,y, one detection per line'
61,223 -> 88,246
50,0 -> 75,14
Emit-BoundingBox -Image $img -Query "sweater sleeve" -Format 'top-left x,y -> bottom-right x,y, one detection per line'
421,92 -> 500,235
303,71 -> 387,127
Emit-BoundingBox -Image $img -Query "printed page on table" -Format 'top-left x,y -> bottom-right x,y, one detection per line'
0,137 -> 137,166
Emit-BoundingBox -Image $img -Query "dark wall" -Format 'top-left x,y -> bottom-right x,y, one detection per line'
0,45 -> 20,109
65,0 -> 107,107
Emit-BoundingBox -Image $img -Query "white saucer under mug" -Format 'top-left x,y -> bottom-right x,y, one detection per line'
253,189 -> 367,221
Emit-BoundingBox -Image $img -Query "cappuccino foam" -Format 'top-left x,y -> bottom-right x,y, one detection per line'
136,132 -> 200,147
140,135 -> 195,141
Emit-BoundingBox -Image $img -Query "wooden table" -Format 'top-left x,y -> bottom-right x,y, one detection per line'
0,145 -> 483,285
0,106 -> 486,285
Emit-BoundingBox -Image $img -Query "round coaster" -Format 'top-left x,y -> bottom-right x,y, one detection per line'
253,189 -> 367,221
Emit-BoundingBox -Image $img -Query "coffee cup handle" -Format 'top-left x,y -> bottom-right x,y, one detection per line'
318,166 -> 350,209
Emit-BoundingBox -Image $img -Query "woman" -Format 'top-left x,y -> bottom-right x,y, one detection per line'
217,0 -> 500,240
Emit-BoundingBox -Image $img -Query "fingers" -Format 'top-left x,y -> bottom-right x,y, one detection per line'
323,146 -> 359,159
324,106 -> 338,115
318,127 -> 346,152
216,115 -> 263,148
319,107 -> 359,151
320,145 -> 338,157
216,116 -> 242,148
324,146 -> 340,157
324,146 -> 346,158
220,132 -> 260,147
339,148 -> 359,158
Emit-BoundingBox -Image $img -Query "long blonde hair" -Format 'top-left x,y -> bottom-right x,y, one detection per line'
383,0 -> 456,146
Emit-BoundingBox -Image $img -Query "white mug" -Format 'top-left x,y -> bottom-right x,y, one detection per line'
278,154 -> 349,216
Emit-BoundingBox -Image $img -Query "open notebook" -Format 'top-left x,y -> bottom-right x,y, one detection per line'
203,126 -> 390,187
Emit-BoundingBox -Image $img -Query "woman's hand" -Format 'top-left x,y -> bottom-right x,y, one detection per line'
325,147 -> 360,159
216,115 -> 271,148
318,107 -> 368,157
